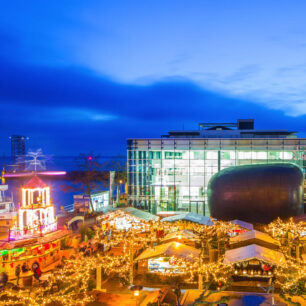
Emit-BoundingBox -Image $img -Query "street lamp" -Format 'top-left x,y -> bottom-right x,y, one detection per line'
257,282 -> 275,306
130,285 -> 143,306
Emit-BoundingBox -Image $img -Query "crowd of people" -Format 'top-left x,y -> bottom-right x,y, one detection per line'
0,260 -> 42,290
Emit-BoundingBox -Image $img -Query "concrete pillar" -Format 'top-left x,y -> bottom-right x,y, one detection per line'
198,273 -> 203,290
96,265 -> 102,290
129,240 -> 134,285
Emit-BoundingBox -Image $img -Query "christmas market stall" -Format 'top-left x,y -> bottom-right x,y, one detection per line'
161,212 -> 214,226
0,176 -> 71,279
226,219 -> 254,237
97,208 -> 158,232
160,229 -> 200,247
224,244 -> 285,281
120,207 -> 159,222
229,230 -> 280,250
135,241 -> 200,274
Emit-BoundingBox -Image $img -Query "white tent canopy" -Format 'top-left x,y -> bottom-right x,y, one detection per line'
135,241 -> 200,262
224,244 -> 285,266
230,219 -> 254,230
230,230 -> 280,246
161,212 -> 214,225
161,230 -> 199,242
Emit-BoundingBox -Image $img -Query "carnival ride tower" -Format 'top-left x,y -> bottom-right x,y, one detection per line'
16,176 -> 57,238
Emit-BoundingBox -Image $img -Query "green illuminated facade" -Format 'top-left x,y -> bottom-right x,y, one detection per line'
127,120 -> 306,215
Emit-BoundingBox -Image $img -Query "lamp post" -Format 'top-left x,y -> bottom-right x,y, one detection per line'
129,237 -> 134,285
198,242 -> 204,290
96,265 -> 102,290
134,290 -> 139,306
257,280 -> 275,306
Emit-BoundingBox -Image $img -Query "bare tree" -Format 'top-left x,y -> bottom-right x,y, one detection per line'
61,153 -> 108,213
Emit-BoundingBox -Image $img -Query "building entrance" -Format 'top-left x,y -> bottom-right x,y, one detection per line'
189,201 -> 206,215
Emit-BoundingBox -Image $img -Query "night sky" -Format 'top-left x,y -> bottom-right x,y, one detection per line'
1,1 -> 306,156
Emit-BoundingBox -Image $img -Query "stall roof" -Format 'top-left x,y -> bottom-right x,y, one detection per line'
140,287 -> 178,306
161,230 -> 199,242
230,220 -> 254,230
224,244 -> 285,265
0,230 -> 71,250
24,176 -> 48,189
135,241 -> 200,261
161,212 -> 214,225
121,207 -> 159,221
230,230 -> 280,246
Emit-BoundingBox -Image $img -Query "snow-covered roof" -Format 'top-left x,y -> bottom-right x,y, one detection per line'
224,244 -> 285,265
0,230 -> 70,250
161,212 -> 214,225
135,241 -> 200,261
121,207 -> 159,221
230,230 -> 280,246
230,219 -> 254,230
161,230 -> 199,242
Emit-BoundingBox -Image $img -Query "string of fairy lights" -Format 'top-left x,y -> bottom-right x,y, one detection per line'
0,212 -> 305,304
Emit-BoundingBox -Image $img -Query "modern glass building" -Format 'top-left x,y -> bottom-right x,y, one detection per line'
127,119 -> 306,215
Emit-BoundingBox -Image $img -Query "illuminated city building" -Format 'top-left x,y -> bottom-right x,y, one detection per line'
11,176 -> 57,240
127,119 -> 306,215
10,135 -> 28,170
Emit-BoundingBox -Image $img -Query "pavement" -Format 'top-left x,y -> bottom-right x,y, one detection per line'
180,290 -> 292,306
90,291 -> 146,306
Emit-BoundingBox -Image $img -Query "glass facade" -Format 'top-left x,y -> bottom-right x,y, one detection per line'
127,138 -> 306,215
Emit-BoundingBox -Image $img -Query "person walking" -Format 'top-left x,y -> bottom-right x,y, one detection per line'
0,272 -> 8,290
15,264 -> 21,286
22,261 -> 29,273
32,262 -> 42,284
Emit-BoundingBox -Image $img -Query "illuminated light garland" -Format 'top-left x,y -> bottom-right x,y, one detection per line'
3,210 -> 305,304
10,177 -> 57,240
265,217 -> 306,241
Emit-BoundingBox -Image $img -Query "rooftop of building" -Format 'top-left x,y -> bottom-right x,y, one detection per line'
161,118 -> 298,139
23,176 -> 48,189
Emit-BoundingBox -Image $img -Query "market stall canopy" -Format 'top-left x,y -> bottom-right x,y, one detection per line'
140,287 -> 178,306
135,241 -> 200,261
230,230 -> 280,247
230,219 -> 254,230
121,207 -> 159,221
224,244 -> 285,265
161,230 -> 199,243
161,212 -> 214,225
0,229 -> 70,250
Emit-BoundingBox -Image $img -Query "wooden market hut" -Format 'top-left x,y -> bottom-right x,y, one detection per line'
224,244 -> 285,281
230,219 -> 254,231
120,207 -> 159,222
161,212 -> 214,226
135,241 -> 200,274
229,230 -> 281,250
160,230 -> 199,247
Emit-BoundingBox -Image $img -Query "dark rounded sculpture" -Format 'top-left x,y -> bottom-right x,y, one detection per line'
208,163 -> 304,224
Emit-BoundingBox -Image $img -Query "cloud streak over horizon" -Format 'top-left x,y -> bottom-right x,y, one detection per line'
0,1 -> 306,155
0,52 -> 306,155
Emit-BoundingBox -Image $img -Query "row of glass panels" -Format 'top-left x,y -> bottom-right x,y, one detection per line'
127,139 -> 306,214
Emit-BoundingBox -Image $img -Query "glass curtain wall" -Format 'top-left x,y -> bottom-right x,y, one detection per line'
127,139 -> 306,215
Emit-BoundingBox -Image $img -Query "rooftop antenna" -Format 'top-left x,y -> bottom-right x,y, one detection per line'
1,155 -> 5,184
24,149 -> 47,172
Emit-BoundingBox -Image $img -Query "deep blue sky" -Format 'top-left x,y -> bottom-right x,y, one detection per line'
0,1 -> 306,155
